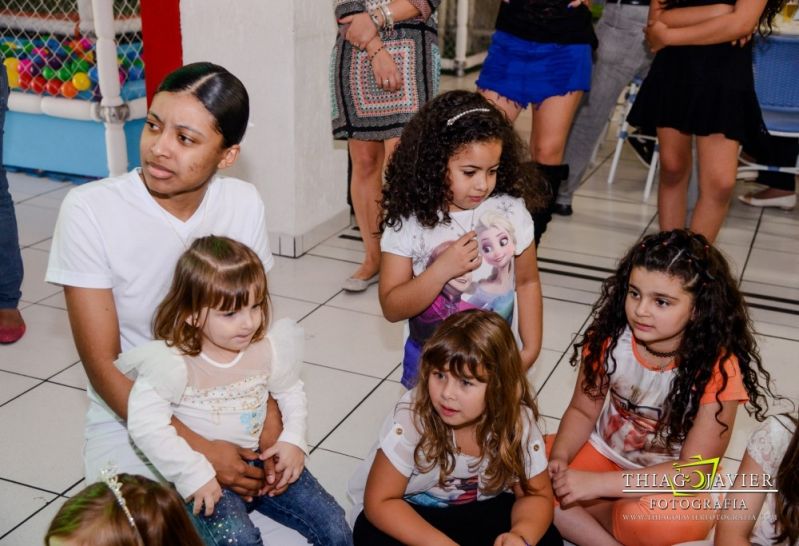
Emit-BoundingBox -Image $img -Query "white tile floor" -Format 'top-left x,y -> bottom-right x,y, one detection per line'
2,76 -> 798,544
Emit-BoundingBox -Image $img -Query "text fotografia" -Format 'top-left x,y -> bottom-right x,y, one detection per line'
621,455 -> 777,496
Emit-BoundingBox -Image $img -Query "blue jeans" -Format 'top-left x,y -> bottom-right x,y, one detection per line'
0,67 -> 24,309
192,467 -> 353,546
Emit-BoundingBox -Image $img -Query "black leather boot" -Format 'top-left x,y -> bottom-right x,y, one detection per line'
525,162 -> 569,245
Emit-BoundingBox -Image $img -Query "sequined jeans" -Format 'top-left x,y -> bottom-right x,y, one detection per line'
191,467 -> 353,546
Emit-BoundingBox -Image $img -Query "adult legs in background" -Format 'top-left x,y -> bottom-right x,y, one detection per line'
344,137 -> 398,291
656,128 -> 694,233
692,134 -> 739,242
739,134 -> 798,208
0,67 -> 26,344
558,4 -> 653,214
480,89 -> 583,243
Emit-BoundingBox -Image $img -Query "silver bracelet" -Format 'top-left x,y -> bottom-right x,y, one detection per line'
379,3 -> 394,33
367,9 -> 381,29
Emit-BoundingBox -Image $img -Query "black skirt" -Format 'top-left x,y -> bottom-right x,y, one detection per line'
628,41 -> 767,145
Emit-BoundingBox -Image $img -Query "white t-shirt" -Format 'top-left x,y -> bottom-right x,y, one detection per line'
347,390 -> 547,522
381,194 -> 534,387
746,415 -> 796,546
588,327 -> 748,469
46,168 -> 274,428
118,319 -> 306,498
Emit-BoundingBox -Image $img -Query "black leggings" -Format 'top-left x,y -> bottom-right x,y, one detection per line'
353,493 -> 563,546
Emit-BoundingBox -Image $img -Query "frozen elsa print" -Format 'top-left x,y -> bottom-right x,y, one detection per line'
470,211 -> 516,320
409,240 -> 479,346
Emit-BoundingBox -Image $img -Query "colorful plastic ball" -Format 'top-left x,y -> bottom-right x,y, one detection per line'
30,75 -> 47,94
57,66 -> 73,80
17,59 -> 32,75
3,57 -> 20,72
118,68 -> 128,84
72,72 -> 91,91
22,42 -> 33,54
47,57 -> 63,70
7,70 -> 20,89
32,54 -> 47,68
18,72 -> 32,90
45,78 -> 63,96
88,66 -> 98,83
78,37 -> 93,51
73,58 -> 90,73
128,64 -> 145,81
60,80 -> 79,98
42,66 -> 56,80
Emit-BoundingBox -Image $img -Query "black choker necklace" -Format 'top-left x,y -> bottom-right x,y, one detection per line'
637,340 -> 679,359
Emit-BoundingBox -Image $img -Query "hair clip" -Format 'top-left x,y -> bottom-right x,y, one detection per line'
100,467 -> 138,531
446,107 -> 491,126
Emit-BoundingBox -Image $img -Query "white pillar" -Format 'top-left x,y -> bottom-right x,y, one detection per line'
180,0 -> 350,257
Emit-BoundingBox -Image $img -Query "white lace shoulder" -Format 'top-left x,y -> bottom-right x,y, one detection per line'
266,318 -> 304,392
747,415 -> 795,475
114,340 -> 187,403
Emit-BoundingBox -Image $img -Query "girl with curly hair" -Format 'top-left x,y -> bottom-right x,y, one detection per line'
348,310 -> 563,546
379,90 -> 545,388
547,229 -> 774,546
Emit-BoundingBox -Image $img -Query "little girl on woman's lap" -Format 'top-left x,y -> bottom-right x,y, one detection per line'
119,235 -> 351,546
548,229 -> 774,546
348,309 -> 563,546
379,90 -> 544,387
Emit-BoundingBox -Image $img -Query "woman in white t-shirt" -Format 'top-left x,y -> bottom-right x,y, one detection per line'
46,63 -> 286,518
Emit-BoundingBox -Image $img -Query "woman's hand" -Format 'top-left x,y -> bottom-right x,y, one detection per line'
370,45 -> 402,92
551,468 -> 605,505
645,20 -> 671,52
339,12 -> 378,49
202,440 -> 264,501
259,442 -> 305,492
189,478 -> 223,516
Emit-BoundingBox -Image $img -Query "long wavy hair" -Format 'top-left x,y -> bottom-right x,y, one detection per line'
412,310 -> 540,495
45,474 -> 204,546
775,413 -> 799,544
152,235 -> 269,355
660,0 -> 785,35
574,229 -> 772,449
381,90 -> 544,232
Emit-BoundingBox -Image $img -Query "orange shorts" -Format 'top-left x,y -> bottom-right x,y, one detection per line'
544,435 -> 716,546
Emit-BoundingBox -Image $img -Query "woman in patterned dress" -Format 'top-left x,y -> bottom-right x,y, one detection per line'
331,0 -> 440,291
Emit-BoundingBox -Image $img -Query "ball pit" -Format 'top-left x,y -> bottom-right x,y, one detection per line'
1,35 -> 145,100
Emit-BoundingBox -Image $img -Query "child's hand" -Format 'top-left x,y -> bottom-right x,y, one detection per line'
494,532 -> 530,545
644,20 -> 670,52
435,230 -> 482,279
547,457 -> 568,478
189,478 -> 223,516
551,468 -> 603,505
259,442 -> 305,492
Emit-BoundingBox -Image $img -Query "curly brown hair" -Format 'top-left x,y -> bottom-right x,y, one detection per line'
152,235 -> 269,355
775,413 -> 799,544
381,90 -> 544,232
412,309 -> 541,496
574,229 -> 774,449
